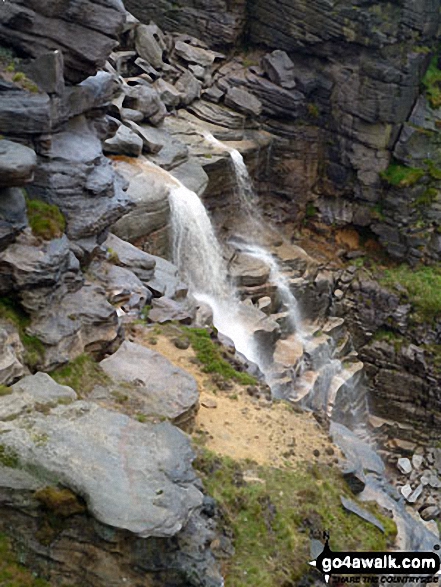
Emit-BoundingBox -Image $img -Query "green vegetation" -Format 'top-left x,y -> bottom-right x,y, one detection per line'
0,533 -> 49,586
307,103 -> 320,119
0,444 -> 20,469
380,162 -> 425,188
378,264 -> 441,323
183,327 -> 257,385
415,187 -> 438,208
195,450 -> 396,587
51,354 -> 111,397
372,328 -> 404,352
305,202 -> 318,219
0,297 -> 45,370
26,198 -> 66,241
107,247 -> 120,264
422,55 -> 441,108
0,385 -> 12,396
140,305 -> 151,320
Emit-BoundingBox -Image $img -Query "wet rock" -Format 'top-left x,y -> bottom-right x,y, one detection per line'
228,252 -> 270,287
261,50 -> 296,89
100,341 -> 199,428
103,122 -> 143,156
397,457 -> 412,475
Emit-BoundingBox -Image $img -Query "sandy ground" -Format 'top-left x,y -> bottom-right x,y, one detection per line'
134,325 -> 340,469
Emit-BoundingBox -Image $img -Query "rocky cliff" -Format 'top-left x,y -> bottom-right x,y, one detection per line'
126,0 -> 441,264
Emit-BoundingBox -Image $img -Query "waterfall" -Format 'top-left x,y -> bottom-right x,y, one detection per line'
229,240 -> 305,340
169,181 -> 260,367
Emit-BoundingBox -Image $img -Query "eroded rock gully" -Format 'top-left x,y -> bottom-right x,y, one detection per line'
1,0 -> 441,585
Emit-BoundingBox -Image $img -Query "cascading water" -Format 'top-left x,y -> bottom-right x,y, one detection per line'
229,240 -> 305,340
168,181 -> 261,367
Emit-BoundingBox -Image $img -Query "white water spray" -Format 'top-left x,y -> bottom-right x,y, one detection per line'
230,240 -> 305,340
169,181 -> 261,366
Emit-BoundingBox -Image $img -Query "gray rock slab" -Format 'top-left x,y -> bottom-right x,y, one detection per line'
149,297 -> 194,325
100,341 -> 199,421
331,422 -> 385,475
104,233 -> 156,282
103,124 -> 143,157
0,140 -> 37,188
0,186 -> 27,232
170,158 -> 209,196
261,50 -> 296,89
146,254 -> 188,299
175,70 -> 202,106
340,496 -> 385,533
228,252 -> 270,287
111,157 -> 170,241
224,87 -> 262,117
135,24 -> 165,69
88,261 -> 151,310
125,121 -> 164,153
0,402 -> 203,537
174,41 -> 217,67
22,50 -> 64,95
188,100 -> 245,130
0,372 -> 76,422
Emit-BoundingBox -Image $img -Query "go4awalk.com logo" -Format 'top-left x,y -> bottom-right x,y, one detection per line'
309,533 -> 441,585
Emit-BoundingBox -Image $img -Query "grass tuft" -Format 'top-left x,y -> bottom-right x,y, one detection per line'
51,354 -> 111,397
422,55 -> 441,108
183,327 -> 257,385
380,162 -> 425,188
379,264 -> 441,323
26,198 -> 66,241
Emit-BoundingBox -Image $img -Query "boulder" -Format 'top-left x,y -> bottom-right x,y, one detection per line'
135,24 -> 165,70
104,233 -> 156,283
124,120 -> 164,153
397,457 -> 412,475
110,158 -> 170,242
103,123 -> 143,157
0,187 -> 27,235
153,78 -> 181,108
0,140 -> 37,188
224,87 -> 262,117
28,116 -> 132,240
100,341 -> 199,428
175,71 -> 202,106
261,50 -> 296,89
89,261 -> 151,311
0,401 -> 203,537
22,50 -> 64,95
0,0 -> 126,83
174,41 -> 217,67
148,297 -> 194,325
123,84 -> 166,126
